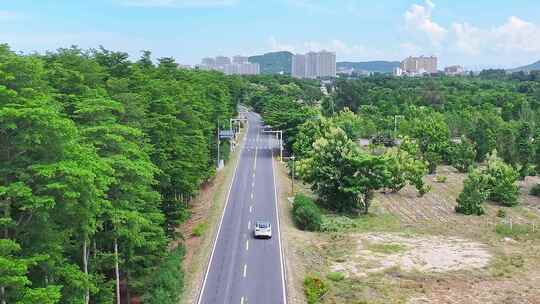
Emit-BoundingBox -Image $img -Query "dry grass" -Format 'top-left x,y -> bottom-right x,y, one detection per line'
277,164 -> 540,304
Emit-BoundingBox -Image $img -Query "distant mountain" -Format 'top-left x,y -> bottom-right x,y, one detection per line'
508,60 -> 540,73
249,51 -> 292,75
337,61 -> 400,73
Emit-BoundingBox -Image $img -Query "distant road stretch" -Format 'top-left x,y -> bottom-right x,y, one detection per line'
197,111 -> 286,304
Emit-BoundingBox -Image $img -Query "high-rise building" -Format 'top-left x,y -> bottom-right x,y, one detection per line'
292,50 -> 336,79
200,55 -> 259,75
233,55 -> 249,64
400,56 -> 438,75
318,50 -> 336,78
292,54 -> 306,78
215,56 -> 231,67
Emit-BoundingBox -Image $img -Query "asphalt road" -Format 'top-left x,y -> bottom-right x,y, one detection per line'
197,111 -> 286,304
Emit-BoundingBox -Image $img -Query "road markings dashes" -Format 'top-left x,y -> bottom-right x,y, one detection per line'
250,192 -> 253,200
240,296 -> 245,304
246,240 -> 249,251
252,181 -> 255,188
243,264 -> 247,277
248,220 -> 251,230
249,205 -> 253,213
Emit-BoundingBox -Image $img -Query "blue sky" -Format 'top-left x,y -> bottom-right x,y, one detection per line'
1,0 -> 539,69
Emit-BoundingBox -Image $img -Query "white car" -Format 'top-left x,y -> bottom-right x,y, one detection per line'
254,221 -> 272,239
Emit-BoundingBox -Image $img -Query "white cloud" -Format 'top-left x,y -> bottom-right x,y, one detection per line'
451,16 -> 540,55
493,16 -> 540,52
120,0 -> 239,7
404,0 -> 447,44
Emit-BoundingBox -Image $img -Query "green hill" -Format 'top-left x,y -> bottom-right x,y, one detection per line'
509,60 -> 540,73
249,51 -> 292,74
337,61 -> 400,73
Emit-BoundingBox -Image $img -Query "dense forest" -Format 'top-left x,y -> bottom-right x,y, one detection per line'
0,44 -> 244,303
243,71 -> 540,222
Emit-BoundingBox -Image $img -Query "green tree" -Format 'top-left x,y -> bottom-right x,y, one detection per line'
298,127 -> 389,214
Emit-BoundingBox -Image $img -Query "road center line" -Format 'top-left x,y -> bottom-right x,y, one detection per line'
243,264 -> 247,277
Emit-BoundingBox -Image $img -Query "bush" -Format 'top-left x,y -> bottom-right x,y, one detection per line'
192,222 -> 208,237
326,272 -> 345,282
304,275 -> 328,304
455,169 -> 489,215
496,209 -> 507,218
530,184 -> 540,196
484,152 -> 519,206
292,194 -> 322,231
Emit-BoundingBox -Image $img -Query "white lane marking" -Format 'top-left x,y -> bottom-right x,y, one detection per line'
250,192 -> 254,200
196,117 -> 247,304
272,149 -> 288,304
243,264 -> 247,277
246,240 -> 249,251
252,181 -> 255,188
252,173 -> 255,179
248,220 -> 251,230
240,296 -> 245,304
249,205 -> 252,213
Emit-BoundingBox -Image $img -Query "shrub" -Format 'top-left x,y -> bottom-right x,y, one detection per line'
304,275 -> 328,304
192,222 -> 208,237
292,194 -> 322,231
496,209 -> 507,218
484,152 -> 519,206
455,169 -> 489,215
530,184 -> 540,196
326,272 -> 345,282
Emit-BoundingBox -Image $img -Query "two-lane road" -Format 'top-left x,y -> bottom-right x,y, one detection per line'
197,111 -> 286,304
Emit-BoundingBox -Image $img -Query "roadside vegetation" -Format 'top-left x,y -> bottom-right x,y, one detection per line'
246,72 -> 540,303
0,44 -> 245,303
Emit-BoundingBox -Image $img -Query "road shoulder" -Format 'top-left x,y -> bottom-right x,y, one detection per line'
275,161 -> 307,304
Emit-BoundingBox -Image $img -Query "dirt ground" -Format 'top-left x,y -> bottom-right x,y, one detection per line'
277,164 -> 540,304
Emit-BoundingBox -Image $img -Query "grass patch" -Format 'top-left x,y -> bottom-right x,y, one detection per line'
304,275 -> 328,304
490,254 -> 525,278
192,222 -> 208,237
494,223 -> 540,240
321,213 -> 401,233
364,242 -> 407,254
326,272 -> 345,282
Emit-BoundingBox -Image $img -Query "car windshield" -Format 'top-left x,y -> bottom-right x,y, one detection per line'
257,222 -> 270,228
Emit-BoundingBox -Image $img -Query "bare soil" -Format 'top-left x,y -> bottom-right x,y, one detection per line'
277,164 -> 540,304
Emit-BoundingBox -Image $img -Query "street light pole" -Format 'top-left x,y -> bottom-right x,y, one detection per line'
290,155 -> 296,194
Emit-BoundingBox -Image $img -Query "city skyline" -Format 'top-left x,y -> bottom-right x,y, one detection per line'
0,0 -> 539,69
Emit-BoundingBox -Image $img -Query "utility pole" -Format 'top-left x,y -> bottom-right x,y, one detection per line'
290,155 -> 296,194
216,120 -> 220,169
